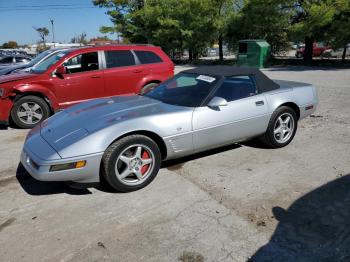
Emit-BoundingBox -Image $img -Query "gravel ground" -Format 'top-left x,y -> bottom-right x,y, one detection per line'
0,66 -> 349,262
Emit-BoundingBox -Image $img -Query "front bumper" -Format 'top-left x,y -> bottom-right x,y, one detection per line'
0,98 -> 13,125
21,137 -> 103,183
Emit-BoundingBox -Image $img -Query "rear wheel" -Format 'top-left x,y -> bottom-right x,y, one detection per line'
11,95 -> 50,129
260,106 -> 298,148
102,135 -> 161,192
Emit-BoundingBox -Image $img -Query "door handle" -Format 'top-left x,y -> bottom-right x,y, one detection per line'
255,100 -> 264,106
133,69 -> 142,73
90,75 -> 101,78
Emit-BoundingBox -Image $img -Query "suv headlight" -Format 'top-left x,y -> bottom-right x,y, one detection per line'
0,88 -> 4,97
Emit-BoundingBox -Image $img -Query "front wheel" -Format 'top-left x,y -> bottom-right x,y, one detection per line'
260,106 -> 298,148
102,135 -> 161,192
140,82 -> 159,95
11,95 -> 50,129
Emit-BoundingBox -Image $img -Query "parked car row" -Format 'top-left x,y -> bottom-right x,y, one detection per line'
0,45 -> 174,128
322,44 -> 350,58
0,48 -> 68,76
0,55 -> 32,68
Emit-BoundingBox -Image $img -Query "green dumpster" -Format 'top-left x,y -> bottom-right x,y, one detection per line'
237,40 -> 270,68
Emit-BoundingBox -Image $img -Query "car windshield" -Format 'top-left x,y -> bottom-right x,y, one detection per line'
26,49 -> 58,67
144,73 -> 218,107
30,50 -> 72,73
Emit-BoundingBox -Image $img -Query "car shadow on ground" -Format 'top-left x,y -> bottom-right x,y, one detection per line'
16,163 -> 92,195
249,174 -> 350,261
0,124 -> 9,130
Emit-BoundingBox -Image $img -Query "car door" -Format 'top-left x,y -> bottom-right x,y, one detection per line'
103,50 -> 148,96
192,76 -> 270,151
52,51 -> 105,108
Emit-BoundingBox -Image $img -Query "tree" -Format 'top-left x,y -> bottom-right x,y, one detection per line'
34,27 -> 50,45
2,41 -> 18,49
226,0 -> 291,53
71,32 -> 88,44
210,0 -> 238,61
327,0 -> 350,61
93,0 -> 218,60
288,0 -> 341,64
93,0 -> 146,43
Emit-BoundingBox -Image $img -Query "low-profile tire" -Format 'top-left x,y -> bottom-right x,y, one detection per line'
140,82 -> 159,95
260,106 -> 298,148
102,135 -> 161,192
11,95 -> 50,129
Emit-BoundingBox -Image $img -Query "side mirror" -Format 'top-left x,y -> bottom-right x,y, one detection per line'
55,65 -> 67,76
208,96 -> 228,108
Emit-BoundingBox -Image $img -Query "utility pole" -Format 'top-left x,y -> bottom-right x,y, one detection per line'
50,19 -> 55,46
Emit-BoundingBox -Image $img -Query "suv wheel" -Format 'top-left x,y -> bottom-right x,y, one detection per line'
11,96 -> 50,129
141,82 -> 159,95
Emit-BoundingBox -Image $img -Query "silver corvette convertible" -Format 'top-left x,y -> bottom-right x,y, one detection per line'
21,66 -> 318,192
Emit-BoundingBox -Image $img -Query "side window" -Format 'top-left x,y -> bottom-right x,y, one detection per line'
64,52 -> 98,74
105,50 -> 135,68
214,76 -> 257,102
134,50 -> 163,64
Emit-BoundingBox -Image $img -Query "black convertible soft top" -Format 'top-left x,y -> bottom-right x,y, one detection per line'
183,66 -> 280,93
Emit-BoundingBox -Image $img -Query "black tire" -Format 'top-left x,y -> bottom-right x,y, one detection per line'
260,106 -> 298,148
11,95 -> 50,129
140,82 -> 159,95
102,135 -> 161,192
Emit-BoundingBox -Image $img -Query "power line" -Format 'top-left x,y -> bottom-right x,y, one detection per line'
0,7 -> 96,12
0,4 -> 93,8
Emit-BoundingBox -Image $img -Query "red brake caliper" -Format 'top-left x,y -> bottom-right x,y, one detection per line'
141,150 -> 150,175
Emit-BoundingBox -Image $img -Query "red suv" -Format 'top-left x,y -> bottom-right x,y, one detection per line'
0,45 -> 174,128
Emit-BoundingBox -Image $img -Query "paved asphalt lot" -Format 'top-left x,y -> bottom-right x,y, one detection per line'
0,66 -> 349,262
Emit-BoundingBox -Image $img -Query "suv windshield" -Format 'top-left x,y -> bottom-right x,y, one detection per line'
26,49 -> 60,67
144,73 -> 218,107
30,50 -> 72,73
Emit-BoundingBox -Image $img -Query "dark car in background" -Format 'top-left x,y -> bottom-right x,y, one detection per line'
0,48 -> 68,76
0,55 -> 32,68
0,45 -> 174,128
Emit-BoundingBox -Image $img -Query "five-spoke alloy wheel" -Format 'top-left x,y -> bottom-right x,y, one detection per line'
11,96 -> 50,129
260,106 -> 298,148
102,135 -> 161,192
273,113 -> 295,144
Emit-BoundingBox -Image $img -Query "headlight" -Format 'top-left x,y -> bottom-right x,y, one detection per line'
0,88 -> 4,97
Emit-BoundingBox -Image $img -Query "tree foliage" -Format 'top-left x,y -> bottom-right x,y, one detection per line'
34,27 -> 50,44
1,41 -> 19,49
93,0 -> 232,59
327,0 -> 350,60
93,0 -> 350,64
71,32 -> 88,44
226,0 -> 291,53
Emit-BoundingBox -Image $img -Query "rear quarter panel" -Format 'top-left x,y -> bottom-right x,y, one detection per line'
265,80 -> 318,119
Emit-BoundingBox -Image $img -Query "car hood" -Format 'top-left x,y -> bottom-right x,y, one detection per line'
40,95 -> 166,154
0,64 -> 28,76
0,71 -> 37,84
